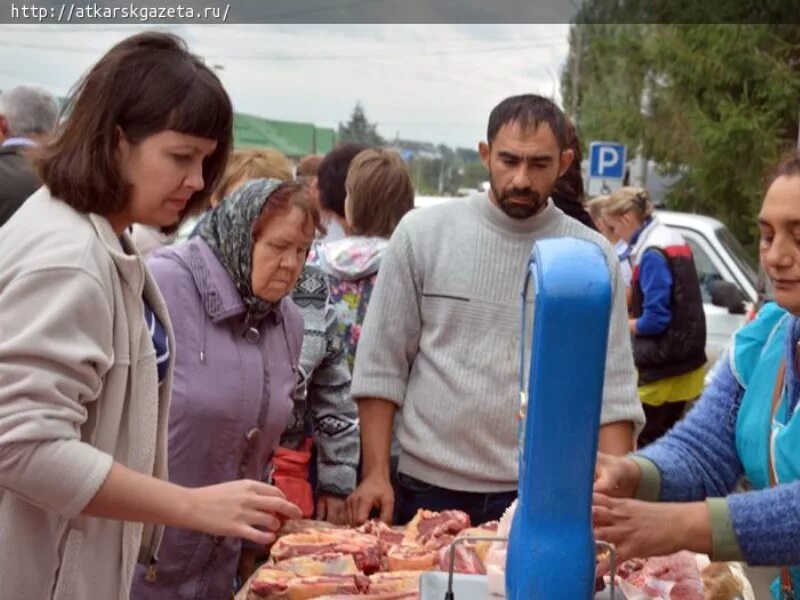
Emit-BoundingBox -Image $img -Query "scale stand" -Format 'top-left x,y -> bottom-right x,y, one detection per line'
435,536 -> 618,600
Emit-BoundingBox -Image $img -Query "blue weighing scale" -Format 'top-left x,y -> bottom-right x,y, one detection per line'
419,238 -> 617,600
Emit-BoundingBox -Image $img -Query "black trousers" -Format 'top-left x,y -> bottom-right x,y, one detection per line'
638,401 -> 689,448
393,471 -> 517,526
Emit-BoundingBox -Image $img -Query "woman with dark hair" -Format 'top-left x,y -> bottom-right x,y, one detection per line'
0,32 -> 299,600
132,179 -> 318,598
594,153 -> 800,599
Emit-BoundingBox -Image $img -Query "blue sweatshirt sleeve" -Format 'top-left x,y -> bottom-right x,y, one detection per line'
636,358 -> 745,500
726,481 -> 800,565
635,249 -> 673,335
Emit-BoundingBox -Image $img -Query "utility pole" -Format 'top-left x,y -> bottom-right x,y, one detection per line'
570,24 -> 582,121
633,73 -> 652,188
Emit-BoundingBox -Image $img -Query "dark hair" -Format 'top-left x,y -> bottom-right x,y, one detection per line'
765,150 -> 800,191
252,182 -> 324,240
487,94 -> 568,149
316,143 -> 368,217
345,149 -> 414,238
38,31 -> 233,224
553,118 -> 584,201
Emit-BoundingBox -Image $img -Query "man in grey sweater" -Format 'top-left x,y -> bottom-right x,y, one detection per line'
345,95 -> 645,526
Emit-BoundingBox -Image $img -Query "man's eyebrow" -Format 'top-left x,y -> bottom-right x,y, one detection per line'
497,151 -> 553,162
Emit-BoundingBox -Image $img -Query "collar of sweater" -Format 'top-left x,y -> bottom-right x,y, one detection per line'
473,191 -> 562,236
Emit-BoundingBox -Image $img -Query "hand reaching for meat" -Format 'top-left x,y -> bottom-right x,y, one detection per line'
594,452 -> 642,498
592,493 -> 712,570
317,495 -> 347,525
186,480 -> 303,546
345,474 -> 394,526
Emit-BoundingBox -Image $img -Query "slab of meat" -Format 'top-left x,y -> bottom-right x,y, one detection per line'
617,552 -> 704,600
454,526 -> 502,562
271,531 -> 384,575
402,509 -> 471,546
386,544 -> 438,572
272,553 -> 359,576
357,520 -> 406,551
368,570 -> 422,594
248,568 -> 296,598
436,543 -> 485,575
249,572 -> 369,600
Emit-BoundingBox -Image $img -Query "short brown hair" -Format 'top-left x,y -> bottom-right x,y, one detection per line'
297,154 -> 323,179
345,149 -> 414,238
765,150 -> 800,191
252,182 -> 324,241
37,31 -> 232,222
214,148 -> 294,203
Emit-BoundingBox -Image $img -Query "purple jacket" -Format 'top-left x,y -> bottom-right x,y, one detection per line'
131,237 -> 303,600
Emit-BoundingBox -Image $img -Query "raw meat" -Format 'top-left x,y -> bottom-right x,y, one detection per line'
248,568 -> 296,598
617,552 -> 704,600
368,570 -> 422,594
402,509 -> 471,546
357,520 -> 406,550
454,525 -> 503,562
271,531 -> 384,575
272,553 -> 359,576
436,543 -> 486,575
386,544 -> 438,572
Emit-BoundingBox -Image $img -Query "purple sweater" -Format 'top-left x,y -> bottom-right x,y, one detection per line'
637,315 -> 800,565
131,238 -> 303,600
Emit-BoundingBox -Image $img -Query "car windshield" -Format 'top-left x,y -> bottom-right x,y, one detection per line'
715,226 -> 758,290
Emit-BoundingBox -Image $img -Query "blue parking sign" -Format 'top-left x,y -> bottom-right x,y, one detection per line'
589,142 -> 626,179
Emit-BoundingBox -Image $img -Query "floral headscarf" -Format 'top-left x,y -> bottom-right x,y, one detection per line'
197,177 -> 284,324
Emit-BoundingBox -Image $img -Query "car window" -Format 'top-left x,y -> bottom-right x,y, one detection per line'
684,237 -> 723,303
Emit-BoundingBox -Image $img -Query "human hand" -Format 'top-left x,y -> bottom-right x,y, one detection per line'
184,480 -> 303,546
345,474 -> 394,526
594,452 -> 642,498
592,494 -> 712,571
316,495 -> 347,525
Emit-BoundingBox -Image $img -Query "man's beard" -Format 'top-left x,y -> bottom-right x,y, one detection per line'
491,182 -> 551,219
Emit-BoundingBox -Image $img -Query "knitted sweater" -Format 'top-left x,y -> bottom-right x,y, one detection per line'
285,266 -> 359,496
351,193 -> 645,492
635,316 -> 800,565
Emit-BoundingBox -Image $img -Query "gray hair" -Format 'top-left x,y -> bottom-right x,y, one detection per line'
0,86 -> 59,137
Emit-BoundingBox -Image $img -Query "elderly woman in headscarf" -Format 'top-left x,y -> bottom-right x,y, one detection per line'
131,178 -> 319,600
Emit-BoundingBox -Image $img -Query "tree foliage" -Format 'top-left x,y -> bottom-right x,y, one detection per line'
562,23 -> 800,250
338,101 -> 385,146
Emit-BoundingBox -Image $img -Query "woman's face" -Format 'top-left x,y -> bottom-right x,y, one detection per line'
251,206 -> 313,302
604,210 -> 641,244
115,129 -> 217,230
758,175 -> 800,315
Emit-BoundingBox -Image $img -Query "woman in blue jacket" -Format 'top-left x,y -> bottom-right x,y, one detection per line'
594,152 -> 800,599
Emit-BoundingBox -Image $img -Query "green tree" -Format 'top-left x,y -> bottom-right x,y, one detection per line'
563,23 -> 800,250
338,102 -> 385,146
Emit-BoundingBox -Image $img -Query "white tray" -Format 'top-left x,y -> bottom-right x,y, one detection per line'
418,571 -> 615,600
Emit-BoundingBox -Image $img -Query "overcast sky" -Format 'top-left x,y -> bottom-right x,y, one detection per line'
0,24 -> 570,149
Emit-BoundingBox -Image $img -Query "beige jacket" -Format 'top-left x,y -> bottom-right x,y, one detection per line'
0,188 -> 174,599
